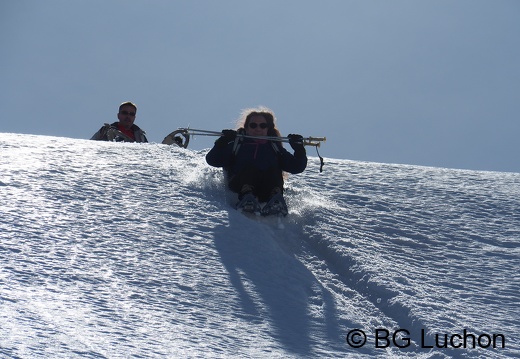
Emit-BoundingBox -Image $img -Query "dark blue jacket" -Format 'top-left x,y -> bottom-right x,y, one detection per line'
206,138 -> 307,177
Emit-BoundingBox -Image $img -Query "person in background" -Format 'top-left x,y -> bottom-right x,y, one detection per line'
205,107 -> 307,215
91,101 -> 148,143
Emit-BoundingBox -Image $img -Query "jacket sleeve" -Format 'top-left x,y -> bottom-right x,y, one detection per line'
90,126 -> 108,141
280,146 -> 307,174
205,142 -> 234,168
135,130 -> 148,143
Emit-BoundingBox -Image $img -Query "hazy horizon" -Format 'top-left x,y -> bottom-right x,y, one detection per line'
2,0 -> 519,173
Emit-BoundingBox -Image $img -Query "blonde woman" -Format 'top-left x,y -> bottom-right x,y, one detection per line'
206,107 -> 307,215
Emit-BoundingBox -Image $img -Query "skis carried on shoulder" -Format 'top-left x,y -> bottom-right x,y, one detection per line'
162,127 -> 327,172
164,127 -> 326,148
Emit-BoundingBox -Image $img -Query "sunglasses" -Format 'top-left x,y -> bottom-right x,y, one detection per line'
120,110 -> 136,116
248,122 -> 269,129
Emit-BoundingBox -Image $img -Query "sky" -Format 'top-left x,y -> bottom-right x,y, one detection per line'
1,0 -> 519,173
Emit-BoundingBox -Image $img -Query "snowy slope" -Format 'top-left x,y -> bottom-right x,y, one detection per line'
0,133 -> 518,359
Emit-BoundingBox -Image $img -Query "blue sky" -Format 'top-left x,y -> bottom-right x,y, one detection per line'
2,0 -> 519,173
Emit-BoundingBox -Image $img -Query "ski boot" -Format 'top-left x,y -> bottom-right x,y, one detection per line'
235,193 -> 262,215
261,193 -> 288,217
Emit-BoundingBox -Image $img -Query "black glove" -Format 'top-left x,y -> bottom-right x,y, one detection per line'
288,134 -> 303,147
215,129 -> 237,147
288,134 -> 305,156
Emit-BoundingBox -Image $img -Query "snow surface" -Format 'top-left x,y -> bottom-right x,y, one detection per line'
0,133 -> 518,359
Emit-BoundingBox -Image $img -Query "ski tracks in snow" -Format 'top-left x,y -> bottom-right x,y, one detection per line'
1,134 -> 518,358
